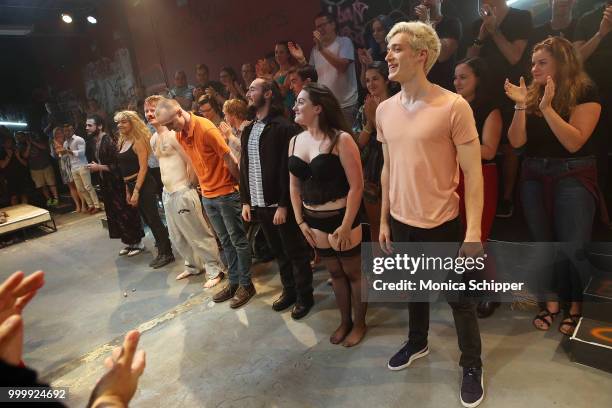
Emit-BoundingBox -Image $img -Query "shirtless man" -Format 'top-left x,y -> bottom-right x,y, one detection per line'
145,95 -> 226,287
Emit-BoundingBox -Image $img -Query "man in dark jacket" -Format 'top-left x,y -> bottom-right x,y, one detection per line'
240,78 -> 314,320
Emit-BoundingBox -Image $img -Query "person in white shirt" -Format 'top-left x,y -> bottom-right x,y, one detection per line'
63,124 -> 101,213
308,12 -> 359,125
145,95 -> 227,288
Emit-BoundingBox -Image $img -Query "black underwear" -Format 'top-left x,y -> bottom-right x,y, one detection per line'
302,207 -> 361,234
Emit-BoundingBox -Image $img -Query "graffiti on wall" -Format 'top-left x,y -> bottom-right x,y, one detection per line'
83,48 -> 136,114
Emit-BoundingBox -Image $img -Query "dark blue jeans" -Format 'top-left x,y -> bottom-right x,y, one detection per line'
520,157 -> 596,302
201,191 -> 252,286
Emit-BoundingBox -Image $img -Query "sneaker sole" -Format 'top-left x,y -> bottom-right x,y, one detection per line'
387,346 -> 429,371
127,249 -> 144,257
495,212 -> 513,219
460,368 -> 484,408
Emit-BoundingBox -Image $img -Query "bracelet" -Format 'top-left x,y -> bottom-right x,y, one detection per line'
297,220 -> 306,226
472,38 -> 484,47
514,104 -> 527,111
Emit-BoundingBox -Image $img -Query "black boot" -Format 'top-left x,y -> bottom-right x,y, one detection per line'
272,290 -> 297,311
291,295 -> 314,320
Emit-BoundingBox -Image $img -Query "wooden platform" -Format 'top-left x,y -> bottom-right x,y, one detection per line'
0,204 -> 56,236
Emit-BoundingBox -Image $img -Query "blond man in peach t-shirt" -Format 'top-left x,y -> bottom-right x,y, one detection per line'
377,22 -> 486,408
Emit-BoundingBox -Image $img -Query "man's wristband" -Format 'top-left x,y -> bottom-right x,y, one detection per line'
297,220 -> 306,226
514,104 -> 527,111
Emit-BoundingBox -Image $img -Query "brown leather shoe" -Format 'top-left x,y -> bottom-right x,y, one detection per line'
213,283 -> 238,303
230,284 -> 256,309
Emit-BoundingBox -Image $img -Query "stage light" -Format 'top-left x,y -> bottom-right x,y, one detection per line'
0,121 -> 28,127
61,13 -> 73,24
506,0 -> 520,5
87,16 -> 97,24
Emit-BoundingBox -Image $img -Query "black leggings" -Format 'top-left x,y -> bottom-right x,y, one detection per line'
127,174 -> 171,254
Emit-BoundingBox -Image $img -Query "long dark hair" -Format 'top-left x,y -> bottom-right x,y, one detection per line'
456,57 -> 492,108
261,79 -> 286,118
303,83 -> 352,153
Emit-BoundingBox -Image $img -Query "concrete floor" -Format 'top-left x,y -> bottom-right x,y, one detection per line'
1,213 -> 611,408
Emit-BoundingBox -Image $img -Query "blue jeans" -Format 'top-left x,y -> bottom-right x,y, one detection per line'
520,157 -> 596,302
201,191 -> 252,286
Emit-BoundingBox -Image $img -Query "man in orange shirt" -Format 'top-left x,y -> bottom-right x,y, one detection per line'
155,98 -> 254,309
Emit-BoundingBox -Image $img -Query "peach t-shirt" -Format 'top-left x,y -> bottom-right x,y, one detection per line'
376,85 -> 478,229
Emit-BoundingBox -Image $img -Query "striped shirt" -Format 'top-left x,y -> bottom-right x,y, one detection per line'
247,120 -> 269,207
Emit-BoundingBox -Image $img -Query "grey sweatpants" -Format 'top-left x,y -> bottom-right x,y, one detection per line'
163,187 -> 226,279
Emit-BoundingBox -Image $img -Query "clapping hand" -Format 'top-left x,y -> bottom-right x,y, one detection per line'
480,4 -> 498,34
415,4 -> 430,22
504,76 -> 528,106
313,30 -> 323,49
288,42 -> 305,63
87,330 -> 146,408
364,94 -> 380,126
357,48 -> 374,66
539,76 -> 555,112
0,271 -> 45,366
218,121 -> 233,141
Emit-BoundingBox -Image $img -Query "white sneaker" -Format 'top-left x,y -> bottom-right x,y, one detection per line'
118,247 -> 131,256
127,242 -> 145,257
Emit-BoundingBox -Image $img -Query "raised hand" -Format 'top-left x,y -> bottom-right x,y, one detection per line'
218,121 -> 233,141
414,4 -> 430,22
504,76 -> 528,105
599,5 -> 612,37
539,76 -> 556,112
288,42 -> 305,62
313,31 -> 323,49
88,330 -> 146,408
364,94 -> 379,126
480,4 -> 498,34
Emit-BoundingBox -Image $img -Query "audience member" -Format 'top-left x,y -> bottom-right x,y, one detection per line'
289,83 -> 366,346
155,98 -> 254,309
352,62 -> 392,243
357,16 -> 391,88
415,0 -> 462,91
287,65 -> 318,97
454,57 -> 502,318
115,111 -> 174,269
574,2 -> 612,208
193,64 -> 225,107
531,0 -> 578,45
196,96 -> 224,127
505,36 -> 605,336
241,63 -> 257,88
220,67 -> 246,101
52,127 -> 84,212
241,78 -> 314,319
0,136 -> 29,205
307,12 -> 359,125
63,124 -> 101,214
220,98 -> 251,163
467,0 -> 533,219
19,130 -> 59,207
379,22 -> 484,407
168,70 -> 195,110
86,114 -> 146,257
146,95 -> 226,287
274,41 -> 299,110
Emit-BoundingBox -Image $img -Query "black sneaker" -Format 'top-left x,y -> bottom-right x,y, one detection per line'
496,199 -> 514,218
387,343 -> 429,371
460,367 -> 484,408
151,253 -> 175,269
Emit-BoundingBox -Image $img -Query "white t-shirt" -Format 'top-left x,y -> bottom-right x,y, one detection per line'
309,36 -> 358,108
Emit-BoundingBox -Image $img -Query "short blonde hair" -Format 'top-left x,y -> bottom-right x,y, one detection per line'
386,21 -> 441,74
144,95 -> 164,106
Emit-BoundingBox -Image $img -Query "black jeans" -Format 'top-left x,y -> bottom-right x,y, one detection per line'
252,207 -> 313,304
127,174 -> 172,254
390,217 -> 482,368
